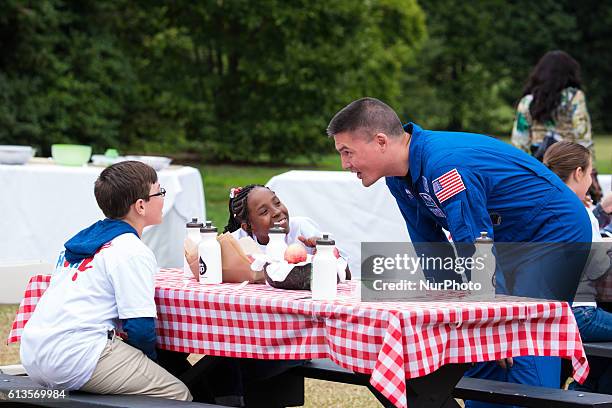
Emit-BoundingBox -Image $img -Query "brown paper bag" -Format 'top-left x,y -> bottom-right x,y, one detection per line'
217,233 -> 265,283
185,237 -> 199,280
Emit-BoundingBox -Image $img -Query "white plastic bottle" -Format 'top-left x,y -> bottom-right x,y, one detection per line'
473,231 -> 496,297
266,222 -> 287,262
183,218 -> 203,281
311,234 -> 337,300
198,221 -> 222,284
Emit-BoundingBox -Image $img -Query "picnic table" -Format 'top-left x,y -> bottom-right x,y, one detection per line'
8,268 -> 589,408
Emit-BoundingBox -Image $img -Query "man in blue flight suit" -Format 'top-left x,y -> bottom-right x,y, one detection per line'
326,97 -> 592,408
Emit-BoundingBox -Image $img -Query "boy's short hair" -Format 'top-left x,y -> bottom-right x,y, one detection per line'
327,97 -> 404,140
94,161 -> 158,219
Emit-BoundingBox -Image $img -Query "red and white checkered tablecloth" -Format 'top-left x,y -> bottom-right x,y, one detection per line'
8,269 -> 589,408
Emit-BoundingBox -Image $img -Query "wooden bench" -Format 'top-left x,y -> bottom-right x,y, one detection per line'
291,358 -> 612,408
583,342 -> 612,359
290,358 -> 473,408
0,372 -> 222,407
454,377 -> 612,408
1,356 -> 305,408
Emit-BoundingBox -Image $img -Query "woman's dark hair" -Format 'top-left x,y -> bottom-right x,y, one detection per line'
522,50 -> 582,123
543,141 -> 591,182
223,184 -> 269,233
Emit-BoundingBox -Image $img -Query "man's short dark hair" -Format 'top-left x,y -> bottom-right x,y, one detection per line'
94,161 -> 158,219
326,97 -> 404,139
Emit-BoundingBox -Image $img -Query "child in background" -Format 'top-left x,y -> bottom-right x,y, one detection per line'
543,141 -> 612,394
20,161 -> 192,401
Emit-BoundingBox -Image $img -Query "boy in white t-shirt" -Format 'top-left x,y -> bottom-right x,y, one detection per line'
20,160 -> 192,401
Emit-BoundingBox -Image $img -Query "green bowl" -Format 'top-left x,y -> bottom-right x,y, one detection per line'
51,144 -> 92,166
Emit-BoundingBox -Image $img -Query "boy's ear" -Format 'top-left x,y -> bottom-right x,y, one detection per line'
240,221 -> 250,232
134,199 -> 146,216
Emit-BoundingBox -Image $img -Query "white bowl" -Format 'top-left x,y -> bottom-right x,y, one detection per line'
91,155 -> 127,167
0,145 -> 34,165
124,155 -> 172,171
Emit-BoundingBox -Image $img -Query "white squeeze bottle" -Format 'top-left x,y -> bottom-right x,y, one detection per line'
198,221 -> 222,284
183,218 -> 203,281
311,234 -> 337,301
266,222 -> 287,262
473,231 -> 496,297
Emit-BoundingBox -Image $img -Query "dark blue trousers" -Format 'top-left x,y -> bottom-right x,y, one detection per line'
465,199 -> 592,408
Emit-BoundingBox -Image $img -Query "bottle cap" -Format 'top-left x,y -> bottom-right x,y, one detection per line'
316,233 -> 335,246
187,217 -> 203,228
200,220 -> 217,233
269,222 -> 287,234
475,231 -> 493,244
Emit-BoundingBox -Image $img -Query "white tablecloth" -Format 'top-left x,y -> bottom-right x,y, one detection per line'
599,174 -> 611,194
0,162 -> 205,268
266,171 -> 410,277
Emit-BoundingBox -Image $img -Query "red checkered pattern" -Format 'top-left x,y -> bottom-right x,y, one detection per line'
8,269 -> 589,408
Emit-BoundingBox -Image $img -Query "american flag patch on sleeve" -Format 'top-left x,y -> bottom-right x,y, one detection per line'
432,168 -> 466,203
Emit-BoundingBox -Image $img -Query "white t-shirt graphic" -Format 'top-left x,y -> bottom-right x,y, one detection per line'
20,233 -> 157,390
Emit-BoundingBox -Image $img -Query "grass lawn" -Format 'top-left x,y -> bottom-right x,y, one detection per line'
199,154 -> 342,230
0,304 -> 20,365
497,135 -> 612,173
593,135 -> 612,173
202,135 -> 612,228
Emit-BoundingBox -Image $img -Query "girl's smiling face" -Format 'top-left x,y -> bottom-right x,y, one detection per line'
242,187 -> 289,244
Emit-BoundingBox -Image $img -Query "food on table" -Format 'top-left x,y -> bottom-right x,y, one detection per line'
284,243 -> 308,264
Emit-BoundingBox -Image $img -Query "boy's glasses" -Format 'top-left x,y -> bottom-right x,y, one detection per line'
148,187 -> 166,199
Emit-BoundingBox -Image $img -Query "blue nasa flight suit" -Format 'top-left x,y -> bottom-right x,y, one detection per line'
386,123 -> 592,408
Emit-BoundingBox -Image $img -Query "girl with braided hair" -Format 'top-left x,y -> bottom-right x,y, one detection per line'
225,184 -> 351,280
225,184 -> 323,254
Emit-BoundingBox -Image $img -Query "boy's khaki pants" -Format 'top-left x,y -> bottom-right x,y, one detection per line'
80,335 -> 193,401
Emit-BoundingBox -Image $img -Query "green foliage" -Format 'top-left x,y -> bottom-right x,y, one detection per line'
401,0 -> 612,137
2,0 -> 611,160
0,1 -> 135,155
147,0 -> 425,162
0,0 -> 425,162
565,1 -> 612,132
